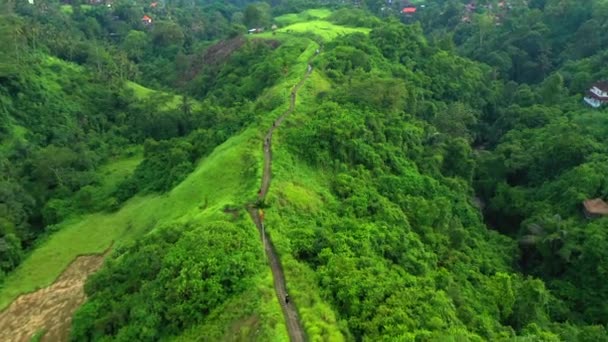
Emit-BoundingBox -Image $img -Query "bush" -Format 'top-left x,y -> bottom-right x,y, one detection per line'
71,221 -> 263,340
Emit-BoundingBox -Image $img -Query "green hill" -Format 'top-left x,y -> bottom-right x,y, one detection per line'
2,2 -> 608,342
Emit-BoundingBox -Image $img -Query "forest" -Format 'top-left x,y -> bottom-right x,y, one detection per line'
1,0 -> 608,341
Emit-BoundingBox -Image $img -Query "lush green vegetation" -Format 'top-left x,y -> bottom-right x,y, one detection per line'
274,8 -> 332,26
70,220 -> 265,340
3,0 -> 608,340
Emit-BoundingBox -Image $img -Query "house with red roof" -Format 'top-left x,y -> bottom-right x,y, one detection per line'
402,7 -> 416,14
142,15 -> 153,25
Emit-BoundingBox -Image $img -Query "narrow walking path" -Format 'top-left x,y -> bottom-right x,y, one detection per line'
247,55 -> 317,342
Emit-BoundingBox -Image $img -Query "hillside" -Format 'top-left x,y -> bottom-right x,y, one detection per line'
2,1 -> 608,341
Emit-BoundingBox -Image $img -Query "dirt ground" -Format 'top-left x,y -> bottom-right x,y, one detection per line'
0,254 -> 105,342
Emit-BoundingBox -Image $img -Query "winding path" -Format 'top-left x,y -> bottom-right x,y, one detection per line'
247,56 -> 316,342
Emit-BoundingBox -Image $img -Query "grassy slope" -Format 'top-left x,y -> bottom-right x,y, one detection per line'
260,8 -> 368,42
60,4 -> 92,15
0,128 -> 259,309
180,11 -> 357,338
167,32 -> 339,340
2,8 -> 366,339
266,70 -> 347,341
95,155 -> 142,198
274,8 -> 332,26
126,81 -> 202,111
0,124 -> 289,339
249,11 -> 366,340
277,20 -> 370,41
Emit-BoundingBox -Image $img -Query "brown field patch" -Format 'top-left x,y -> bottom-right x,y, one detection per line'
0,254 -> 105,342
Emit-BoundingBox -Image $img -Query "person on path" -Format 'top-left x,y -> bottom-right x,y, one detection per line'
285,294 -> 290,304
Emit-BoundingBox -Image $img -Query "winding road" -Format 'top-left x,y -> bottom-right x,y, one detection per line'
247,55 -> 316,342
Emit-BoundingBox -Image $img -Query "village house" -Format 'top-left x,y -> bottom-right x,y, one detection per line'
142,15 -> 153,25
402,6 -> 416,15
583,198 -> 608,219
248,28 -> 264,34
584,82 -> 608,108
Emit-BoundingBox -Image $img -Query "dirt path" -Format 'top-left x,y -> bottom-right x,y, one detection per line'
249,59 -> 316,342
258,66 -> 313,200
0,254 -> 106,342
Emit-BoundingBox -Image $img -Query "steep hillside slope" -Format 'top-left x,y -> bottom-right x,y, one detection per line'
3,5 -> 608,342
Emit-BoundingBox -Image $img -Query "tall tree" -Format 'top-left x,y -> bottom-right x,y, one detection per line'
243,2 -> 271,28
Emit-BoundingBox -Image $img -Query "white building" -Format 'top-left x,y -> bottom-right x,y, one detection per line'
584,82 -> 608,108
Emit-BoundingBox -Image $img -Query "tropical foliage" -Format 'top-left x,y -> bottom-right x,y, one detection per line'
1,0 -> 608,341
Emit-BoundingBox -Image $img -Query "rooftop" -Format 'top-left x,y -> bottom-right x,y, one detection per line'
593,81 -> 608,92
586,90 -> 608,101
583,198 -> 608,215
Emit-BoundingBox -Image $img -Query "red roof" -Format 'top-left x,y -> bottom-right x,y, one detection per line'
142,15 -> 152,21
402,7 -> 417,13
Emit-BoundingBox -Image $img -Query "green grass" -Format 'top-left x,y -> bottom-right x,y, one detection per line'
278,183 -> 323,212
0,30 -> 319,310
60,5 -> 73,14
261,9 -> 369,42
0,128 -> 260,310
306,9 -> 332,19
265,153 -> 344,341
60,4 -> 92,14
126,80 -> 154,98
36,56 -> 85,97
250,41 -> 344,339
28,329 -> 46,342
0,21 -> 339,339
95,154 -> 143,197
274,8 -> 332,26
276,20 -> 370,42
126,81 -> 201,111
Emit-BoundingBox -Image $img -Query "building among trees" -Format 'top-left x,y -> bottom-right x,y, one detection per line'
583,82 -> 608,108
142,15 -> 153,25
582,198 -> 608,218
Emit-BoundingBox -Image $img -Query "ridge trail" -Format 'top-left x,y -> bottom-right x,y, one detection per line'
247,52 -> 317,342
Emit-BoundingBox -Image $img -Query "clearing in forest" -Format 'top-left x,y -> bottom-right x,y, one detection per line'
274,8 -> 332,26
0,254 -> 105,342
276,20 -> 370,41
